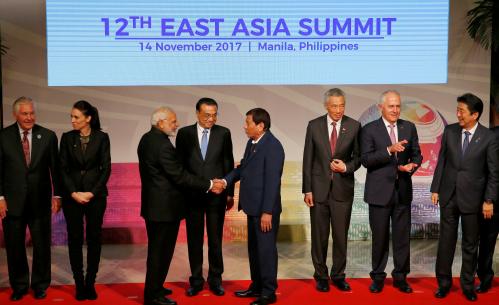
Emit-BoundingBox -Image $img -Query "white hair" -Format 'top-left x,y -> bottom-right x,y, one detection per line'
13,96 -> 36,114
379,90 -> 401,104
150,106 -> 174,126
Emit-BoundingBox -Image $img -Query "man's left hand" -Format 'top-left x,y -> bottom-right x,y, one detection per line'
398,163 -> 418,173
260,213 -> 272,232
52,197 -> 61,214
330,159 -> 347,173
482,202 -> 494,219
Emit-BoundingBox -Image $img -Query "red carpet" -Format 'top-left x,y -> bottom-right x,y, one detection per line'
0,278 -> 496,304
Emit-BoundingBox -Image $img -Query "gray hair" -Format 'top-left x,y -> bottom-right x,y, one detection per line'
13,96 -> 36,114
323,88 -> 346,105
150,106 -> 174,126
379,90 -> 401,104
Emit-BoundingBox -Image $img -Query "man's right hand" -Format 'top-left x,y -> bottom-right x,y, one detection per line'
388,139 -> 408,154
431,193 -> 439,206
0,199 -> 8,219
304,193 -> 314,207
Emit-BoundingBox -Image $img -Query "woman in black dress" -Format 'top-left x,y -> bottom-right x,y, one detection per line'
60,100 -> 111,300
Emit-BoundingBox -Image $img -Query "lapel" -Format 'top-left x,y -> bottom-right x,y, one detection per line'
319,115 -> 332,159
70,131 -> 85,166
397,119 -> 407,142
191,124 -> 204,161
462,123 -> 483,158
334,116 -> 349,156
377,118 -> 393,148
30,125 -> 42,169
204,125 -> 218,162
13,124 -> 28,168
244,132 -> 270,165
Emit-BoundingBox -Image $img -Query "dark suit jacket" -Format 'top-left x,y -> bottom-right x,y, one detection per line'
225,131 -> 285,217
59,130 -> 111,198
0,123 -> 61,216
361,118 -> 422,206
176,123 -> 235,201
137,127 -> 210,222
430,123 -> 498,213
302,115 -> 361,203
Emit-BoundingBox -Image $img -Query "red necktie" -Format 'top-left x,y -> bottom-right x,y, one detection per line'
22,130 -> 30,166
330,121 -> 337,156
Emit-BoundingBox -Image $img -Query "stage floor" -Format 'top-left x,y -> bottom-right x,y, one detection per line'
0,240 -> 497,287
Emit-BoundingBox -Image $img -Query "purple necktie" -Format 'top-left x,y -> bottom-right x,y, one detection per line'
330,122 -> 337,155
22,130 -> 30,166
389,124 -> 396,144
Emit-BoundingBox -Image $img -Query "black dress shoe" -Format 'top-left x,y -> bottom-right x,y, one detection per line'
144,296 -> 177,305
34,289 -> 47,299
463,290 -> 477,301
86,284 -> 98,300
75,282 -> 86,301
209,284 -> 225,296
186,286 -> 202,297
475,284 -> 490,294
10,289 -> 28,301
332,279 -> 351,291
250,294 -> 277,305
316,279 -> 330,292
393,280 -> 413,293
163,287 -> 173,296
235,288 -> 261,298
369,281 -> 384,293
434,288 -> 449,298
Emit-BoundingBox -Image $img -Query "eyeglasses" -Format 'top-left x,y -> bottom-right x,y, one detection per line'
201,113 -> 218,119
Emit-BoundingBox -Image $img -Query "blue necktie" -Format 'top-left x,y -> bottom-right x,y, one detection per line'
201,129 -> 208,160
462,131 -> 471,156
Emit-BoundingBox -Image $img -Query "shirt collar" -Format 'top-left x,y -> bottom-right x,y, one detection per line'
252,132 -> 266,144
17,123 -> 32,135
196,123 -> 210,133
462,122 -> 478,135
327,115 -> 342,126
382,117 -> 397,128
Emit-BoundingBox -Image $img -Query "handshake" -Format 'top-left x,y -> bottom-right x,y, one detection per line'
210,178 -> 227,194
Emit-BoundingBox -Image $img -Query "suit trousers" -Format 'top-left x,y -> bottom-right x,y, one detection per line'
247,214 -> 280,296
436,196 -> 480,292
144,219 -> 180,300
62,196 -> 107,282
368,184 -> 411,282
477,212 -> 498,287
186,199 -> 226,288
2,209 -> 51,292
310,184 -> 353,281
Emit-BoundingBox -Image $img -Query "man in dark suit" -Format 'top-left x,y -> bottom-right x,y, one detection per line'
302,88 -> 361,292
0,96 -> 61,301
361,90 -> 422,294
176,98 -> 234,297
431,93 -> 498,301
476,102 -> 499,294
224,108 -> 285,305
137,107 -> 224,305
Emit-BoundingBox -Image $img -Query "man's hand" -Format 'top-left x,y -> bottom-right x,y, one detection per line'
260,213 -> 272,232
431,193 -> 439,206
0,199 -> 8,219
398,163 -> 418,173
483,202 -> 494,219
388,139 -> 408,154
331,159 -> 347,173
71,192 -> 89,204
210,179 -> 225,194
226,196 -> 234,211
52,197 -> 61,214
304,193 -> 314,207
80,192 -> 94,202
